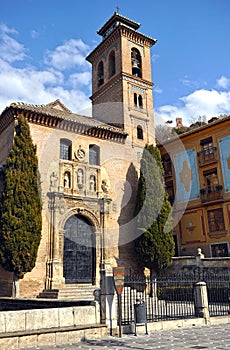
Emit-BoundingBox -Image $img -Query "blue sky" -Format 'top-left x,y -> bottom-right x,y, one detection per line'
0,0 -> 230,126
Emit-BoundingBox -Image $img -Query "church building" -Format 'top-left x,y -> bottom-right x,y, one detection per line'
0,13 -> 157,298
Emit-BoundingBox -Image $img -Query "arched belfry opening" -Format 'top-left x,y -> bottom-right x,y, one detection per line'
97,61 -> 104,86
109,50 -> 116,77
63,214 -> 96,284
131,48 -> 142,78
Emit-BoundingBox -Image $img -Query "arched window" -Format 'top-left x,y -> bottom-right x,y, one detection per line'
138,95 -> 143,108
97,61 -> 104,86
89,145 -> 100,165
137,125 -> 144,140
109,50 -> 116,77
134,93 -> 137,106
60,139 -> 72,160
134,93 -> 143,108
131,48 -> 142,78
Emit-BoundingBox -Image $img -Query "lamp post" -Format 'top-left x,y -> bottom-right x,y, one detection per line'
99,195 -> 111,270
98,195 -> 112,325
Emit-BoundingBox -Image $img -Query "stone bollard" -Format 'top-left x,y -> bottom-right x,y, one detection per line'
194,281 -> 210,323
100,264 -> 118,335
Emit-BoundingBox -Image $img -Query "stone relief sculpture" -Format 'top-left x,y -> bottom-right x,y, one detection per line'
77,168 -> 84,189
50,172 -> 58,188
64,172 -> 70,188
74,145 -> 85,161
101,179 -> 109,193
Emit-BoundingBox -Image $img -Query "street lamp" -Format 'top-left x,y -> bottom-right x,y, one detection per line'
99,195 -> 111,270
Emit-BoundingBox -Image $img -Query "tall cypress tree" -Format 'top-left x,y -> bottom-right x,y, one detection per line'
134,144 -> 175,274
0,115 -> 42,286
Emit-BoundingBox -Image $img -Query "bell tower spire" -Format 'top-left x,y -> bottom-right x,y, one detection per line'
86,13 -> 157,145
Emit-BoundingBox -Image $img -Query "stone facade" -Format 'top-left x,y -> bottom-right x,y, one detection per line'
0,13 -> 157,298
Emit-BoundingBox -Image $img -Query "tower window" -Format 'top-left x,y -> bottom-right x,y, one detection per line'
97,61 -> 104,86
138,95 -> 143,108
89,144 -> 100,165
109,50 -> 116,77
137,125 -> 144,140
131,48 -> 142,78
60,139 -> 72,160
134,93 -> 143,108
134,93 -> 137,106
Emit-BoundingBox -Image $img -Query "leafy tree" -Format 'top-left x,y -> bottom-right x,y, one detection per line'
0,115 -> 42,294
172,126 -> 189,135
208,116 -> 218,123
155,124 -> 174,144
134,144 -> 175,274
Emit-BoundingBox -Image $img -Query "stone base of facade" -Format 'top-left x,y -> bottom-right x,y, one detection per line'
0,324 -> 108,350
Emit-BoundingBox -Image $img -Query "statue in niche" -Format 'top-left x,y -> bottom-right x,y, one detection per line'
89,175 -> 96,191
101,179 -> 109,193
77,169 -> 84,189
64,173 -> 70,188
50,172 -> 58,188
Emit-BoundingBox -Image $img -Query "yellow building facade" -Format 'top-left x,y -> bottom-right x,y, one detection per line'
159,116 -> 230,258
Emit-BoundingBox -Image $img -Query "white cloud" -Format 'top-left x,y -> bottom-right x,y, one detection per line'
0,25 -> 92,115
152,54 -> 160,62
44,39 -> 90,71
31,30 -> 39,39
216,75 -> 230,89
180,75 -> 202,89
0,24 -> 27,63
154,86 -> 163,94
69,72 -> 91,88
155,89 -> 230,126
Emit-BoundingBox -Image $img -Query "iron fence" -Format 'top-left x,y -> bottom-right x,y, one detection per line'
121,271 -> 230,325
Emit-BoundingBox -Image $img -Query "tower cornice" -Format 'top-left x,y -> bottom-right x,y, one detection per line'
90,72 -> 154,102
86,25 -> 156,63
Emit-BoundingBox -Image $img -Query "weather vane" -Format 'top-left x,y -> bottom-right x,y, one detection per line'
116,5 -> 120,13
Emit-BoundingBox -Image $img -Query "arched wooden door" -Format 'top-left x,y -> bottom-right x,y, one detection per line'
63,215 -> 96,284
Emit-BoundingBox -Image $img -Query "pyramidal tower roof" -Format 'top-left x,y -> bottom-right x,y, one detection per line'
97,12 -> 141,39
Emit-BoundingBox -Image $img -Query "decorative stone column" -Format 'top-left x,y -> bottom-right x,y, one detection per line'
98,195 -> 118,334
45,190 -> 65,290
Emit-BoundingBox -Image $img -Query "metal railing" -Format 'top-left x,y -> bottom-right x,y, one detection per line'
198,147 -> 218,165
121,271 -> 229,325
200,186 -> 224,203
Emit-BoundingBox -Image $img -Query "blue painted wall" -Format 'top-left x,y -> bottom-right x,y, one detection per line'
174,148 -> 200,203
218,135 -> 230,192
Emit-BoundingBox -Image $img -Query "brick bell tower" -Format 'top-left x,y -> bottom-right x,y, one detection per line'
86,12 -> 157,146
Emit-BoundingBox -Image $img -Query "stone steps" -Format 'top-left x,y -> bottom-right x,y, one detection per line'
37,285 -> 97,301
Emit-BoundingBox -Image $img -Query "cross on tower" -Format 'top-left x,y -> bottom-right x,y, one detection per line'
116,5 -> 120,13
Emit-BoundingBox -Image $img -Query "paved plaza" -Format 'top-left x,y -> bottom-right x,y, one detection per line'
24,323 -> 230,350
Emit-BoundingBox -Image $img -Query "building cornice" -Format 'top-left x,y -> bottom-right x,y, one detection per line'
0,103 -> 128,143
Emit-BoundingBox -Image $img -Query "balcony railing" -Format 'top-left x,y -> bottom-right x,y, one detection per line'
197,147 -> 218,166
200,186 -> 224,203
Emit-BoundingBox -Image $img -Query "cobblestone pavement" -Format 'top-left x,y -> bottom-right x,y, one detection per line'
25,323 -> 230,350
